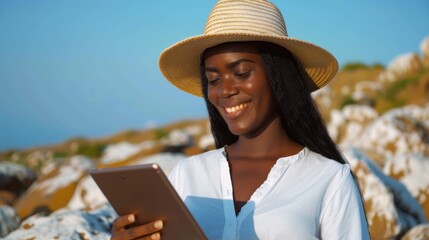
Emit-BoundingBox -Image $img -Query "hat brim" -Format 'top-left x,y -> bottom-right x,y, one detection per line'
159,33 -> 338,97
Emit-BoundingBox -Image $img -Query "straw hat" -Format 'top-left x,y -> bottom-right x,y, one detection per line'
159,0 -> 338,97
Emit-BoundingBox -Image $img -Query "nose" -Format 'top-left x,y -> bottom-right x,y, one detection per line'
218,77 -> 238,97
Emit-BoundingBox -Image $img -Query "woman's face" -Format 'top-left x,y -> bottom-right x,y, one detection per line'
204,42 -> 278,138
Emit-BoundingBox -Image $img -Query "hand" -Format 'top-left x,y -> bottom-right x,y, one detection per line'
111,214 -> 163,240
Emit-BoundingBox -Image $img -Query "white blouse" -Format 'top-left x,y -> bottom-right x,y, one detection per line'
168,147 -> 370,240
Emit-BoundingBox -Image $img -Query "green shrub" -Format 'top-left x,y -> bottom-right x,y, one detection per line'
76,143 -> 105,158
155,128 -> 169,140
340,95 -> 356,109
341,62 -> 385,71
53,152 -> 69,158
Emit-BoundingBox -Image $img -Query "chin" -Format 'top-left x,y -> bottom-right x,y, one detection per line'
227,123 -> 253,137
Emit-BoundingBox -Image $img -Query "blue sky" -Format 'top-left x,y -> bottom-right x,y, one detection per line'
0,0 -> 428,151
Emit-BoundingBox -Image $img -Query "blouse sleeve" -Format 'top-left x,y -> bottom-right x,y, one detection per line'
319,164 -> 370,239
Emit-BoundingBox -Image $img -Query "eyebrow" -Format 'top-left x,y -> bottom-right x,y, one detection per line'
204,59 -> 256,73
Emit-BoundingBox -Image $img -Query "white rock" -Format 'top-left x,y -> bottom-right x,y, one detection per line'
162,129 -> 193,147
384,153 -> 429,203
420,36 -> 429,66
344,147 -> 427,237
67,175 -> 107,211
199,134 -> 215,150
4,204 -> 116,240
311,86 -> 332,109
184,125 -> 202,136
352,80 -> 382,102
101,141 -> 156,164
34,156 -> 93,195
327,105 -> 378,144
378,52 -> 422,83
343,147 -> 401,237
0,205 -> 20,237
356,105 -> 428,158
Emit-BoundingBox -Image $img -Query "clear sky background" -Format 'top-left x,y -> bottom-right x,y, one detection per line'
0,0 -> 428,151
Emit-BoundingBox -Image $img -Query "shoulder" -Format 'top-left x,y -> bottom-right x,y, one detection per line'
168,147 -> 225,181
168,147 -> 226,196
312,150 -> 369,238
187,147 -> 225,161
300,149 -> 351,178
179,147 -> 225,168
293,149 -> 358,202
304,150 -> 361,211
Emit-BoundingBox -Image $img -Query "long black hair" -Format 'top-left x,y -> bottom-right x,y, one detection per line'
200,41 -> 345,164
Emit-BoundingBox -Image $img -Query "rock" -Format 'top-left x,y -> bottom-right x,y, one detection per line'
67,175 -> 107,211
101,141 -> 156,164
0,205 -> 20,237
0,162 -> 36,200
0,191 -> 16,206
343,147 -> 427,239
327,105 -> 378,144
352,80 -> 382,105
25,151 -> 54,170
355,104 -> 429,160
199,134 -> 215,151
183,125 -> 203,136
378,52 -> 423,83
343,147 -> 401,239
401,223 -> 429,240
421,36 -> 429,67
384,153 -> 429,221
311,85 -> 332,110
14,156 -> 94,219
4,204 -> 116,239
329,104 -> 429,166
161,129 -> 194,153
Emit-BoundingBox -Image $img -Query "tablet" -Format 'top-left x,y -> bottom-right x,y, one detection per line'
89,163 -> 207,240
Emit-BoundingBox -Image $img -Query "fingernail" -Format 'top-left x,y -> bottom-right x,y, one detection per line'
151,232 -> 160,240
127,214 -> 135,223
154,220 -> 163,229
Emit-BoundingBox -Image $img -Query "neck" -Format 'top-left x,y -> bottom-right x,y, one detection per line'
230,116 -> 303,158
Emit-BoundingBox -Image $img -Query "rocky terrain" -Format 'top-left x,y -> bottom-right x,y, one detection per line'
1,36 -> 428,239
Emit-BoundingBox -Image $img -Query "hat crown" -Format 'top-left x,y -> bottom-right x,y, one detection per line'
204,0 -> 288,36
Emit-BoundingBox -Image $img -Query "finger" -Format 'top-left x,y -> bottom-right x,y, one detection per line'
135,232 -> 161,240
112,214 -> 136,232
113,220 -> 163,240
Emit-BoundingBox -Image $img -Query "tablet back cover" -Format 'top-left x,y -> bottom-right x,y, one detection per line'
90,164 -> 207,240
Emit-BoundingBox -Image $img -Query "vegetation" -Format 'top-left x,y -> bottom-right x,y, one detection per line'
340,95 -> 357,109
155,128 -> 169,140
341,62 -> 384,71
53,152 -> 69,158
375,68 -> 428,113
75,143 -> 105,158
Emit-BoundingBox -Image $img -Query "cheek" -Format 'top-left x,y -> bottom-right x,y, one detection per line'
207,87 -> 217,105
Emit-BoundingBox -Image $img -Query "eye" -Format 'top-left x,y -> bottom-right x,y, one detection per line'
208,78 -> 220,86
235,71 -> 251,79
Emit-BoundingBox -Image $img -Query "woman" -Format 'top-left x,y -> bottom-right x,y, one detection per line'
112,0 -> 369,239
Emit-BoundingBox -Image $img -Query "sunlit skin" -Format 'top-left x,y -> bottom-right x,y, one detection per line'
204,42 -> 303,213
110,214 -> 162,240
204,43 -> 278,138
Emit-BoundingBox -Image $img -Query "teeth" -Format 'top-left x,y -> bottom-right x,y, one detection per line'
225,103 -> 247,113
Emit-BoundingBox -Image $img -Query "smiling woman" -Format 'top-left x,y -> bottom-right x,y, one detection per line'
204,43 -> 277,138
110,0 -> 370,239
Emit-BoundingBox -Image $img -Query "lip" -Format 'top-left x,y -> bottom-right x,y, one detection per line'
219,101 -> 251,119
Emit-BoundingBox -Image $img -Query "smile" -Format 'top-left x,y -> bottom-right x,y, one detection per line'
224,103 -> 248,113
